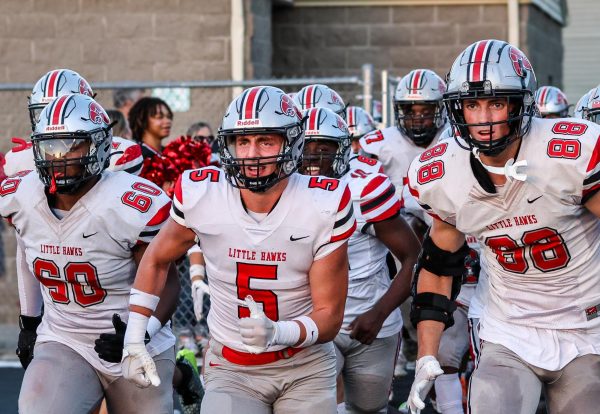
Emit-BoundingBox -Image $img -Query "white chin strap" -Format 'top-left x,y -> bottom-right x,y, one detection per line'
472,149 -> 528,182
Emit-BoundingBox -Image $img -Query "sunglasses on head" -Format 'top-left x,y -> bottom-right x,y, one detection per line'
193,135 -> 215,142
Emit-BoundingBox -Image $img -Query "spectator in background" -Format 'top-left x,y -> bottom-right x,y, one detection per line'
106,109 -> 132,140
129,97 -> 173,159
113,88 -> 145,120
186,121 -> 219,165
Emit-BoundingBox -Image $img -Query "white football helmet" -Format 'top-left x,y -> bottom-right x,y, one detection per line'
394,69 -> 446,146
346,106 -> 376,140
32,94 -> 112,194
301,107 -> 351,178
28,69 -> 94,131
574,86 -> 600,125
535,86 -> 569,118
444,39 -> 537,156
218,86 -> 304,192
294,84 -> 347,120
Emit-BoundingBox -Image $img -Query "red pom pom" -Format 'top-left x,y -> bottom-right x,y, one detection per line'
141,136 -> 212,198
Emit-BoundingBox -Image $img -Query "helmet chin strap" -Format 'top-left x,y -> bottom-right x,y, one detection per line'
472,148 -> 528,182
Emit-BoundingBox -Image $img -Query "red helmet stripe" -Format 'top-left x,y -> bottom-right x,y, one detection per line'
308,108 -> 319,131
348,107 -> 354,127
412,70 -> 422,93
539,87 -> 549,107
305,86 -> 315,109
46,70 -> 61,98
51,95 -> 69,125
244,87 -> 261,120
471,40 -> 490,82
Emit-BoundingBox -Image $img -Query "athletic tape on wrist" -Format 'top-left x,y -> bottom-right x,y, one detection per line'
189,264 -> 206,279
294,316 -> 319,347
146,316 -> 163,338
124,312 -> 150,346
272,320 -> 301,347
129,288 -> 160,312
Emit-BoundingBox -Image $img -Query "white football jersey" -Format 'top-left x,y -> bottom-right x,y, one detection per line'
108,136 -> 144,175
0,170 -> 174,376
342,167 -> 402,337
359,125 -> 447,193
4,136 -> 143,177
171,168 -> 356,352
348,154 -> 384,175
407,117 -> 600,369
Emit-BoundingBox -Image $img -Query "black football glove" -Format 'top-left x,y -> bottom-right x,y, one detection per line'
17,315 -> 42,370
94,313 -> 150,363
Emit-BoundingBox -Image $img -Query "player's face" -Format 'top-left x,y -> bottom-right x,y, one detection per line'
146,104 -> 172,139
37,138 -> 91,178
301,140 -> 338,177
235,133 -> 284,177
462,98 -> 514,141
402,104 -> 436,129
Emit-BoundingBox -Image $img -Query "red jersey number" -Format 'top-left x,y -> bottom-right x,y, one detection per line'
236,263 -> 279,321
485,227 -> 570,274
33,259 -> 107,307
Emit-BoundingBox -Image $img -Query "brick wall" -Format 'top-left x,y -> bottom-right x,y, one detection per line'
0,0 -> 233,152
273,3 -> 563,104
0,0 -> 235,325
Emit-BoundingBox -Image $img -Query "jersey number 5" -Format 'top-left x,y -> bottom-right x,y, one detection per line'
236,263 -> 279,321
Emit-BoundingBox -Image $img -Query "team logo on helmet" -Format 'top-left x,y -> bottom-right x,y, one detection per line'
509,47 -> 532,78
330,91 -> 342,106
335,116 -> 348,133
79,79 -> 92,96
88,101 -> 110,125
279,94 -> 301,119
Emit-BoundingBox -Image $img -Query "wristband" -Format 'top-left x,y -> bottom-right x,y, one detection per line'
129,288 -> 160,312
189,264 -> 206,279
146,316 -> 163,338
293,316 -> 319,347
272,320 -> 301,347
124,312 -> 150,346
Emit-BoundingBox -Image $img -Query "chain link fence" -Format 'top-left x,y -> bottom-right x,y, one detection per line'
0,71 -> 372,356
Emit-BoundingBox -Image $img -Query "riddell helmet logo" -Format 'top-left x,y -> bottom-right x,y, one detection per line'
236,119 -> 262,127
45,124 -> 67,132
509,47 -> 532,78
89,102 -> 110,124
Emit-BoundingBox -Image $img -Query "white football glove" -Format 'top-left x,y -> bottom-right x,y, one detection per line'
408,355 -> 444,414
191,279 -> 210,321
238,296 -> 276,354
122,343 -> 161,388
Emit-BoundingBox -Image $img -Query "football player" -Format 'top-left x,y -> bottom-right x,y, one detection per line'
406,39 -> 600,414
6,69 -> 143,176
401,130 -> 485,414
345,105 -> 383,171
3,94 -> 180,413
574,85 -> 600,125
359,69 -> 448,193
120,86 -> 355,414
534,86 -> 569,118
294,83 -> 347,120
300,107 -> 420,413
